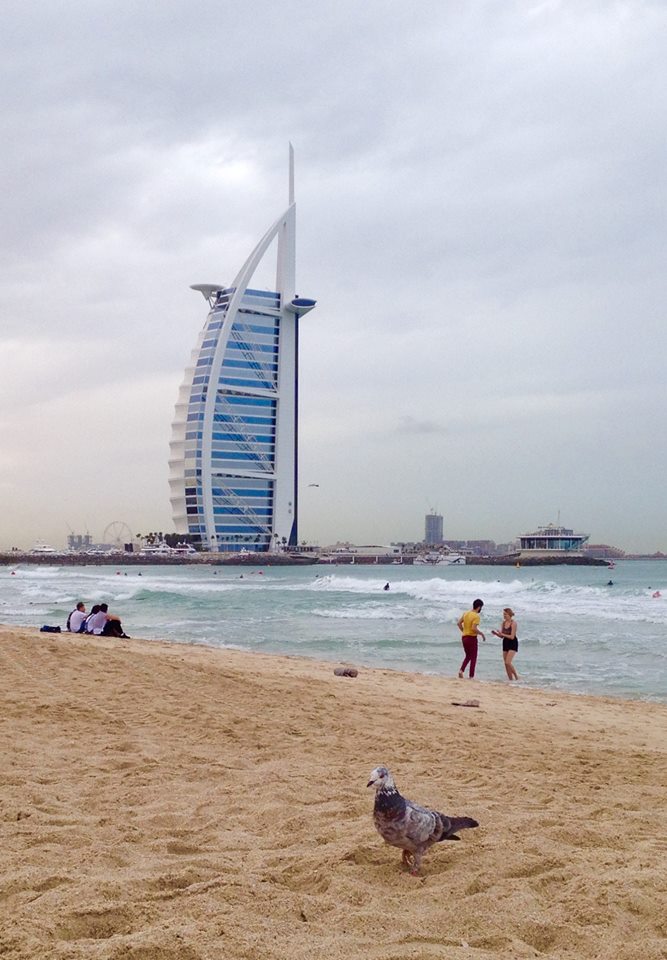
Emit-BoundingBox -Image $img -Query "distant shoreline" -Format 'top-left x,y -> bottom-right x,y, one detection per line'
0,552 -> 637,567
0,552 -> 313,567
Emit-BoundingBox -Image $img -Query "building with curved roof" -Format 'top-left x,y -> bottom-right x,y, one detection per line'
169,148 -> 316,552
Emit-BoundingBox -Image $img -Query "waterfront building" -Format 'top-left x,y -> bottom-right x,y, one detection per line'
169,148 -> 316,552
444,539 -> 498,557
424,512 -> 444,545
518,523 -> 589,558
583,544 -> 626,559
67,533 -> 93,552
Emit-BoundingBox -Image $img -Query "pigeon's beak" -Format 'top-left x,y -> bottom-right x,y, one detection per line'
367,778 -> 375,788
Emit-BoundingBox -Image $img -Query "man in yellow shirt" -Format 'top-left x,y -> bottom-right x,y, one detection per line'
457,599 -> 485,678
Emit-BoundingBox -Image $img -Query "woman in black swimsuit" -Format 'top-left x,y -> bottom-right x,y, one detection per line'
492,607 -> 519,681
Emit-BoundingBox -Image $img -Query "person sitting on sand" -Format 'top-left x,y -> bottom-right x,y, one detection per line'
457,599 -> 485,679
67,602 -> 87,633
492,607 -> 520,681
84,605 -> 101,633
86,603 -> 129,638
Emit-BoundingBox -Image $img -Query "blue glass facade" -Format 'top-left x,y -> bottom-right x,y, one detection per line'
181,288 -> 282,552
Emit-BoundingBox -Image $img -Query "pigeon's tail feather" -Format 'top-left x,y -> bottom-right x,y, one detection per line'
450,816 -> 479,832
437,816 -> 478,841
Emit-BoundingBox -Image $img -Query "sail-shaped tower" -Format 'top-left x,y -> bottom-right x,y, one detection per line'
169,148 -> 316,553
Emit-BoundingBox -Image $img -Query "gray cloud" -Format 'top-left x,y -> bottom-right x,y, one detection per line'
393,416 -> 450,437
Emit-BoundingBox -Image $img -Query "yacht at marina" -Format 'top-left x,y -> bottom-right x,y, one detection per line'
29,540 -> 57,555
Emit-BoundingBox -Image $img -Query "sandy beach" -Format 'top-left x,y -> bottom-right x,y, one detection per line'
0,625 -> 665,959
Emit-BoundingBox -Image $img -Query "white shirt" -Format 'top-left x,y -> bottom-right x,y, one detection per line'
69,610 -> 86,632
86,611 -> 108,634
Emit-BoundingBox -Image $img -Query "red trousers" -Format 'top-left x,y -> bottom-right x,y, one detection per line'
460,635 -> 478,678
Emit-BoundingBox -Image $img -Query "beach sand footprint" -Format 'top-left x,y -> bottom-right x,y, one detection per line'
165,840 -> 204,856
516,918 -> 560,954
107,945 -> 202,960
264,857 -> 332,894
57,905 -> 136,942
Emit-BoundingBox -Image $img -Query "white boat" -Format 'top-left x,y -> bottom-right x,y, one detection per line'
140,542 -> 175,556
413,551 -> 466,566
30,540 -> 57,555
172,543 -> 197,556
140,541 -> 198,557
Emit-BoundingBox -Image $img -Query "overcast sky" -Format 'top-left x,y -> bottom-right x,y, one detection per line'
1,0 -> 666,552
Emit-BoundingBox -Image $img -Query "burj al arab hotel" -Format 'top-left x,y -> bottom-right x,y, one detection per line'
169,148 -> 316,553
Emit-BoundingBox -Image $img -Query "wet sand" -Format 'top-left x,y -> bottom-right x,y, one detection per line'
0,624 -> 665,959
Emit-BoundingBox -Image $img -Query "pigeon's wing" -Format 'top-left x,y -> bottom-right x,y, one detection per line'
403,800 -> 440,845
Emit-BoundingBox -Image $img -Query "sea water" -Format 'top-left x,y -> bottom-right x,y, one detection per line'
1,560 -> 666,703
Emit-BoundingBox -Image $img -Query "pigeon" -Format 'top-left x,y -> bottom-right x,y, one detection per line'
367,766 -> 478,874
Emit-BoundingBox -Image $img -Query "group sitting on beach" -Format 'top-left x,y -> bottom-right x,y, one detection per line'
66,602 -> 129,638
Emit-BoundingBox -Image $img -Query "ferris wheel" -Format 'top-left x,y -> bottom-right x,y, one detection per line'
103,521 -> 134,550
